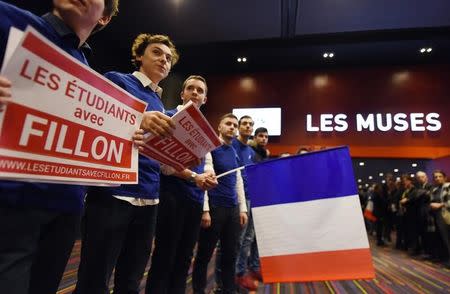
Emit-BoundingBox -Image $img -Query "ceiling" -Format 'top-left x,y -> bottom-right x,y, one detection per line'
12,0 -> 450,75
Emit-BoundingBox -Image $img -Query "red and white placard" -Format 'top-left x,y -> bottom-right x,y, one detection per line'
140,101 -> 221,171
0,27 -> 147,185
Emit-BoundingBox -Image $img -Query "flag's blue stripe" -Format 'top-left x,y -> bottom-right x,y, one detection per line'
246,146 -> 358,208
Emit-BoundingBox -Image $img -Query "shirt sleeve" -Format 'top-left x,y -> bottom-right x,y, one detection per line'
204,152 -> 214,173
236,169 -> 247,212
203,191 -> 210,212
203,152 -> 213,211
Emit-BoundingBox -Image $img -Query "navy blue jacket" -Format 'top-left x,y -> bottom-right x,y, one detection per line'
88,72 -> 163,199
0,2 -> 91,212
208,144 -> 240,207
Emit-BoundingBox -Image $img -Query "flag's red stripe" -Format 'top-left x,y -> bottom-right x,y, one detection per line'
260,248 -> 374,283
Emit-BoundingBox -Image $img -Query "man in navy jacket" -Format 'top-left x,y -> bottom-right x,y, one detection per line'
74,34 -> 178,294
0,1 -> 118,293
146,75 -> 218,294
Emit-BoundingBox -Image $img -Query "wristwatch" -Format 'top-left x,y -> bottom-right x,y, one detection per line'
189,171 -> 198,183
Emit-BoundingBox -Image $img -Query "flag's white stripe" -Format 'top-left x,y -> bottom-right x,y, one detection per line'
252,194 -> 369,258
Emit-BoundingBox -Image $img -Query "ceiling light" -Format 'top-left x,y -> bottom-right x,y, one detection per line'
368,176 -> 373,180
365,184 -> 369,187
358,185 -> 362,189
396,177 -> 400,181
426,48 -> 432,53
379,172 -> 384,177
420,48 -> 426,53
412,163 -> 417,167
382,180 -> 386,184
411,173 -> 415,177
394,168 -> 399,172
237,57 -> 242,62
359,162 -> 365,166
242,57 -> 247,62
358,179 -> 362,183
323,53 -> 328,58
329,53 -> 334,58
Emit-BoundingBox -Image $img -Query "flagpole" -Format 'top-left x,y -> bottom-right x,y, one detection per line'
216,166 -> 245,179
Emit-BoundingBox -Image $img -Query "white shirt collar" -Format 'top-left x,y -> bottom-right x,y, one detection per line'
132,71 -> 163,98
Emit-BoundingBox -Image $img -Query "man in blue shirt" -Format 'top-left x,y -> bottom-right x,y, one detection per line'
215,115 -> 261,291
146,75 -> 218,294
0,1 -> 118,293
74,34 -> 178,294
192,113 -> 248,294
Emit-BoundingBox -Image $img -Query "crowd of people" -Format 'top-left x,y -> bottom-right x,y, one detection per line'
0,2 -> 274,293
360,170 -> 450,267
0,2 -> 448,294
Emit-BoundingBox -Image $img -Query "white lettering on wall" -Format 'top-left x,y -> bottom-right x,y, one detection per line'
306,113 -> 442,132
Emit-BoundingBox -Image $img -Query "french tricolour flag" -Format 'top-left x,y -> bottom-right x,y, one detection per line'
246,147 -> 374,283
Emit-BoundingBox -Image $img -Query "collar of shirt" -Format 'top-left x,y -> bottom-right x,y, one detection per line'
132,71 -> 163,98
42,13 -> 92,56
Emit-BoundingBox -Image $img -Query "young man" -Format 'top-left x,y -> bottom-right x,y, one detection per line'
145,75 -> 218,294
0,1 -> 118,293
233,115 -> 262,289
215,115 -> 259,291
192,113 -> 248,294
74,34 -> 178,294
252,127 -> 269,162
430,170 -> 450,268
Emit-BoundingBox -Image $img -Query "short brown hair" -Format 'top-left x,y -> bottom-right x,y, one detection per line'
219,113 -> 238,125
433,170 -> 447,178
238,115 -> 253,126
104,0 -> 120,17
182,75 -> 207,94
92,0 -> 119,33
131,34 -> 179,69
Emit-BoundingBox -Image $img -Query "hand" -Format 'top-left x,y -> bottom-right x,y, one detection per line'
140,111 -> 175,138
0,76 -> 12,112
201,212 -> 211,228
240,212 -> 248,227
194,173 -> 218,190
400,198 -> 408,205
430,202 -> 444,210
132,128 -> 145,151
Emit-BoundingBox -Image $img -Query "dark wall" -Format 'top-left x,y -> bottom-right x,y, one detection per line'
200,64 -> 450,158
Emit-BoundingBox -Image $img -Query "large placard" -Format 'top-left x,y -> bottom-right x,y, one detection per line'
0,27 -> 146,185
140,101 -> 221,171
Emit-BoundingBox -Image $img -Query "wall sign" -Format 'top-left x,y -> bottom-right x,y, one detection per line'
306,113 -> 441,132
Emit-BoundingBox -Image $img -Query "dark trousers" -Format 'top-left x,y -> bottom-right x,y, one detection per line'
146,189 -> 203,294
74,195 -> 157,294
0,204 -> 80,294
192,205 -> 241,294
435,211 -> 450,261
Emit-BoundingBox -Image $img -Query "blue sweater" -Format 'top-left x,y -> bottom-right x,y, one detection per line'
231,138 -> 255,199
160,107 -> 205,204
208,144 -> 240,208
88,72 -> 163,199
0,3 -> 91,213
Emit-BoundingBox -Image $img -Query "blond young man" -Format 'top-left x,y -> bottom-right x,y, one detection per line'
74,34 -> 178,294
